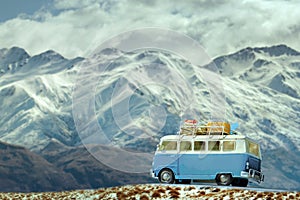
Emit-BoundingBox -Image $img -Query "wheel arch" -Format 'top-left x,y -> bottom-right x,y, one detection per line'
215,172 -> 233,178
158,168 -> 176,184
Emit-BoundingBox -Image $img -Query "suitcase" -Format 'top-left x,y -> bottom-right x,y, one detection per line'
207,121 -> 231,135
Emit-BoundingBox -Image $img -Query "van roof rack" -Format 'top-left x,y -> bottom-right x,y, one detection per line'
179,119 -> 233,136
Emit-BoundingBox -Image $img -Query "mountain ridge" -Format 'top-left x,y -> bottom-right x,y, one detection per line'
0,140 -> 80,192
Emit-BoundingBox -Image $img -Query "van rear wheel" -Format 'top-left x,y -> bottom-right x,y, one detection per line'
159,169 -> 175,184
216,174 -> 233,186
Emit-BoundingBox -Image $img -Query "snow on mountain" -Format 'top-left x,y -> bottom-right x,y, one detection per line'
206,44 -> 300,190
0,47 -> 30,74
0,47 -> 83,151
208,44 -> 300,150
0,44 -> 300,190
86,49 -> 211,152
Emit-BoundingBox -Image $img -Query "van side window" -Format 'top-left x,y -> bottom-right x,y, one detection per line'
194,141 -> 205,151
208,141 -> 220,151
180,141 -> 192,151
159,141 -> 177,151
223,141 -> 236,151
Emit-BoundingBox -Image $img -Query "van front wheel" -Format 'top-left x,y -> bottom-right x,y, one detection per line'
159,169 -> 175,184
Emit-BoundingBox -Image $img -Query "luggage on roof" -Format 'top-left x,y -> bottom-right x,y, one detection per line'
207,121 -> 231,135
179,120 -> 231,135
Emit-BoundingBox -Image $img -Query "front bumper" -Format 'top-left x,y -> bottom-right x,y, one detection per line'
150,169 -> 157,179
241,169 -> 264,183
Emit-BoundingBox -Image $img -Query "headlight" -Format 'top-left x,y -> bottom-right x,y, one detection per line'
246,161 -> 249,170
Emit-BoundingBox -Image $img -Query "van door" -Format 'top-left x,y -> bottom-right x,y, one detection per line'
178,140 -> 206,176
154,140 -> 179,174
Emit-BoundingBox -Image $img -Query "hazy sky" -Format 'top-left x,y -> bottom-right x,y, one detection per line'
0,0 -> 52,22
0,0 -> 299,59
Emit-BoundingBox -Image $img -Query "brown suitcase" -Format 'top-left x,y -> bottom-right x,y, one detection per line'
207,121 -> 231,135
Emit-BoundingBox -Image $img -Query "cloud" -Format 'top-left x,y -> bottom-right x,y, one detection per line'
0,0 -> 300,59
53,0 -> 99,10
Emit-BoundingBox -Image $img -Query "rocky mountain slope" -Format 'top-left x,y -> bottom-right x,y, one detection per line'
0,139 -> 153,192
0,141 -> 78,192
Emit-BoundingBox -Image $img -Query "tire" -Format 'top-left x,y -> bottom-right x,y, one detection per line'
232,178 -> 248,187
158,169 -> 175,184
215,174 -> 233,186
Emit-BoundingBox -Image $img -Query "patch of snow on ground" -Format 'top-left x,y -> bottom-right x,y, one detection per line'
0,184 -> 299,200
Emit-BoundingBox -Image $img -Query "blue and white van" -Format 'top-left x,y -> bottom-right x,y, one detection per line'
151,120 -> 264,187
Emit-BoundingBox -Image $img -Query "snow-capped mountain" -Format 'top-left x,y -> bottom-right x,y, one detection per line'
0,47 -> 83,151
211,44 -> 300,98
205,44 -> 300,190
0,44 -> 299,190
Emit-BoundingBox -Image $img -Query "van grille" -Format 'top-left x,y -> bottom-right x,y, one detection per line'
248,157 -> 261,171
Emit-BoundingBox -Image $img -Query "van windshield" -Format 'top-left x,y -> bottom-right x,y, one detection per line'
247,140 -> 260,157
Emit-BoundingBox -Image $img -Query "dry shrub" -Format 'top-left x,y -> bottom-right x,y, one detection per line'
281,192 -> 288,197
265,192 -> 273,197
211,188 -> 220,193
219,194 -> 230,199
166,186 -> 173,190
97,193 -> 106,199
133,186 -> 143,194
152,190 -> 161,198
95,189 -> 105,193
78,190 -> 85,194
288,194 -> 295,199
156,188 -> 166,194
141,189 -> 151,194
249,191 -> 257,196
231,189 -> 242,193
117,191 -> 128,199
126,189 -> 138,197
187,186 -> 196,191
256,193 -> 264,198
139,194 -> 149,200
198,191 -> 206,196
169,188 -> 180,199
169,191 -> 180,199
133,189 -> 141,195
